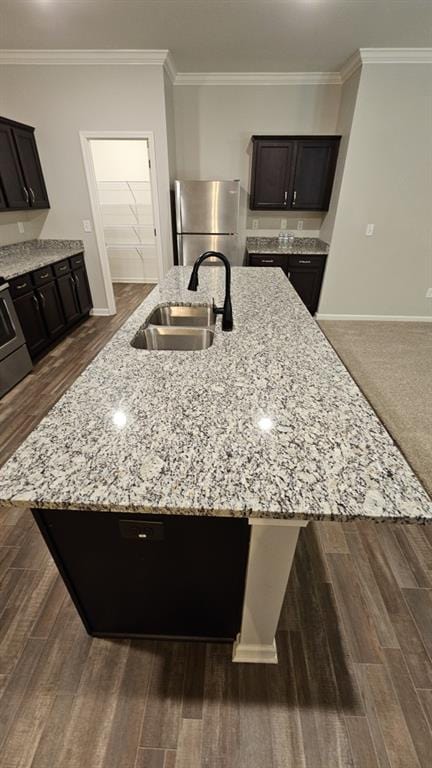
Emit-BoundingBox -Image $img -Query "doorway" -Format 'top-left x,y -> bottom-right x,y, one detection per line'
80,132 -> 163,315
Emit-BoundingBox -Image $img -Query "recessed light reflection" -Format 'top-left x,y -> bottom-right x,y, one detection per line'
258,416 -> 274,432
112,409 -> 127,429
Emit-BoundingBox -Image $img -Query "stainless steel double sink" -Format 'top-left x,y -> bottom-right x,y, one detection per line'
131,303 -> 216,351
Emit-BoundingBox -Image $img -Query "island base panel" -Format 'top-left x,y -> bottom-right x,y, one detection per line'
32,508 -> 250,641
233,519 -> 309,664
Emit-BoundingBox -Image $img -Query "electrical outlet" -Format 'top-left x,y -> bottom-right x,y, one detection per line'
426,288 -> 432,298
280,219 -> 287,230
17,222 -> 25,234
83,219 -> 92,233
366,223 -> 375,236
297,220 -> 304,231
252,219 -> 259,230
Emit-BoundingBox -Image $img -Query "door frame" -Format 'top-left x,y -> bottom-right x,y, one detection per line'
80,130 -> 163,315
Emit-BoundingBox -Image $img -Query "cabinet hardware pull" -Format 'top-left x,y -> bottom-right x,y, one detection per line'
261,259 -> 274,263
299,259 -> 311,264
288,271 -> 291,279
39,291 -> 46,308
75,273 -> 80,288
292,190 -> 297,205
16,282 -> 27,289
284,191 -> 288,204
29,187 -> 35,204
32,295 -> 40,311
22,187 -> 29,204
59,265 -> 67,271
40,272 -> 49,279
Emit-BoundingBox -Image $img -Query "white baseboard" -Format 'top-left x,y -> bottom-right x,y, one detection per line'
232,635 -> 278,664
112,277 -> 158,284
90,308 -> 113,317
316,313 -> 432,322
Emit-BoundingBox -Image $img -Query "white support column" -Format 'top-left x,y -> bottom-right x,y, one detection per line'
232,518 -> 308,664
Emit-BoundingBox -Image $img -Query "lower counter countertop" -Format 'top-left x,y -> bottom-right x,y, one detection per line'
0,266 -> 430,523
0,239 -> 84,281
246,236 -> 329,256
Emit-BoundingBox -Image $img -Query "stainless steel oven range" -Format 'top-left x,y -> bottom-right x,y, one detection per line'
0,280 -> 32,398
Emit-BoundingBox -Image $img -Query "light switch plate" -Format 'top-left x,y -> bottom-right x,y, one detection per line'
366,223 -> 375,236
252,219 -> 259,230
426,288 -> 432,298
17,222 -> 25,234
83,219 -> 92,233
280,219 -> 287,230
297,220 -> 304,231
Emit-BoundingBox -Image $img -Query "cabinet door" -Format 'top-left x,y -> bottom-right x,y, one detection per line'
36,282 -> 65,338
291,140 -> 339,211
73,267 -> 92,315
12,127 -> 50,209
250,140 -> 295,210
0,124 -> 29,209
288,267 -> 322,314
13,291 -> 48,357
57,274 -> 81,325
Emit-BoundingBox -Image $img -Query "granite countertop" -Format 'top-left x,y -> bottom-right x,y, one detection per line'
0,266 -> 430,523
246,236 -> 329,255
0,239 -> 84,281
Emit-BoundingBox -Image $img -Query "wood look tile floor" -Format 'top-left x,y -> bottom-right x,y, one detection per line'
0,284 -> 432,767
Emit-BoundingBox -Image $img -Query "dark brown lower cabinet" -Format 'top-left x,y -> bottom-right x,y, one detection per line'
13,290 -> 48,357
72,266 -> 92,315
33,508 -> 250,641
247,251 -> 327,314
9,252 -> 93,359
57,273 -> 81,325
36,281 -> 65,338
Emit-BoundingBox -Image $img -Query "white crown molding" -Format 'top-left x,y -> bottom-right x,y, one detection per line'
360,47 -> 432,65
2,48 -> 430,87
174,71 -> 341,86
164,51 -> 177,84
0,49 -> 171,67
339,51 -> 362,84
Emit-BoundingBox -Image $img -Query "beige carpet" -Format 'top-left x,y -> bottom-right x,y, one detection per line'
319,320 -> 432,497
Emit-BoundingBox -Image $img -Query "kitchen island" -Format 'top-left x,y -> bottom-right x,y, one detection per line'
0,266 -> 430,663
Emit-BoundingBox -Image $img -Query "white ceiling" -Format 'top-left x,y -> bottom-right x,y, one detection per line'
0,1 -> 431,72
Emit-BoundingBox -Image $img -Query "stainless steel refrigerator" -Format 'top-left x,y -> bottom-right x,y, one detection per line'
174,180 -> 242,266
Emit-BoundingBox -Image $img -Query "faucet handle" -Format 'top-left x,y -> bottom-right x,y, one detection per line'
212,297 -> 222,316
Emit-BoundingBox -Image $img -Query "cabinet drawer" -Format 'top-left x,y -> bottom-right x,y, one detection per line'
249,254 -> 287,270
32,265 -> 54,286
289,254 -> 325,268
9,274 -> 32,298
69,253 -> 84,270
53,259 -> 71,277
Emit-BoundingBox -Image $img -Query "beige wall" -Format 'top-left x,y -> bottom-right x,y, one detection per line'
320,69 -> 361,244
319,64 -> 432,319
173,83 -> 341,245
164,72 -> 177,183
0,64 -> 173,309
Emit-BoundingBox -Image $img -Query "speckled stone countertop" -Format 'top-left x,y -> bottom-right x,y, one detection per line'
0,239 -> 84,281
0,266 -> 430,523
246,236 -> 329,255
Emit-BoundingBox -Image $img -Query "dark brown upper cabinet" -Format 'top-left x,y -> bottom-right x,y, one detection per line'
0,116 -> 50,211
250,135 -> 340,212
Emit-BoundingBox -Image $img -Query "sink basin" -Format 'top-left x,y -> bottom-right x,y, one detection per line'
146,303 -> 216,328
131,326 -> 215,351
131,302 -> 216,352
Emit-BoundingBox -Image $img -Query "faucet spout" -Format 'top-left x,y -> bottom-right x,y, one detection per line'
187,251 -> 233,331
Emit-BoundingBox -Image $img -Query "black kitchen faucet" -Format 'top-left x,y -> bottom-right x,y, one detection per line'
187,251 -> 233,331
